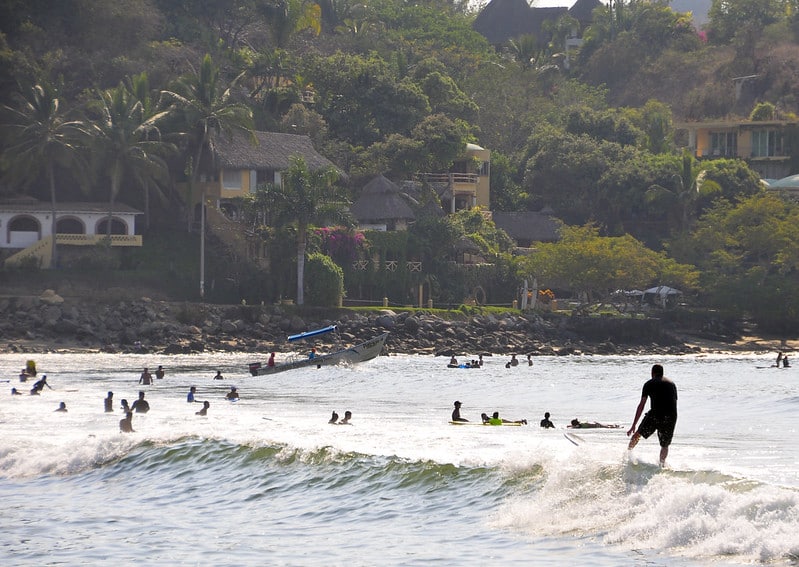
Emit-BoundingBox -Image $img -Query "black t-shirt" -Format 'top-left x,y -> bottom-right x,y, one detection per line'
642,376 -> 677,418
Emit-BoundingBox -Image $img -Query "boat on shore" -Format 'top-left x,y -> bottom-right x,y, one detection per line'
248,325 -> 389,375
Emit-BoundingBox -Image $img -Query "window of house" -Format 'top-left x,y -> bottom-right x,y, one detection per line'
710,131 -> 737,157
751,130 -> 782,157
223,169 -> 242,190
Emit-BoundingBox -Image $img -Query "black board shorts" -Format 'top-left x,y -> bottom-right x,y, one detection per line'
638,411 -> 676,447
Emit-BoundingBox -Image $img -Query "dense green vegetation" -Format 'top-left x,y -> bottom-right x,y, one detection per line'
2,0 -> 799,333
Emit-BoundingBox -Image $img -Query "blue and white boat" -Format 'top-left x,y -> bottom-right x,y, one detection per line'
248,325 -> 389,375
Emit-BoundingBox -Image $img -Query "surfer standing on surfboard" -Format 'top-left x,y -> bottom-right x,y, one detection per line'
627,364 -> 678,467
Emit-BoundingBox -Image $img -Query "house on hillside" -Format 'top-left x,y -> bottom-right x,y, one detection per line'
176,130 -> 341,220
415,143 -> 491,213
674,119 -> 799,180
473,0 -> 601,51
350,175 -> 415,231
491,210 -> 561,249
0,197 -> 142,268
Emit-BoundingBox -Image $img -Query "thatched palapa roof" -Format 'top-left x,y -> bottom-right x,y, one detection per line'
492,211 -> 560,245
214,130 -> 338,172
350,175 -> 415,222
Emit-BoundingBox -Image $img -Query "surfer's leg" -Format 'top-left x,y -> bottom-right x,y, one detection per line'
659,445 -> 669,467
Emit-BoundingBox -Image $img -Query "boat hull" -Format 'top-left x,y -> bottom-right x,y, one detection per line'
249,332 -> 389,375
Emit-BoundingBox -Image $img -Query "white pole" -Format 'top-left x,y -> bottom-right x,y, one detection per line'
200,188 -> 205,299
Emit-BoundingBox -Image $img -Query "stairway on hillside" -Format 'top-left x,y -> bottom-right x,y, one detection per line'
204,206 -> 269,270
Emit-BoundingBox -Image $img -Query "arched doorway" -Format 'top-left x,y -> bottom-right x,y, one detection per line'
56,217 -> 85,234
7,215 -> 41,247
96,217 -> 127,235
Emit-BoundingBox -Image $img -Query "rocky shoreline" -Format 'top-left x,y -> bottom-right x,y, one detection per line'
0,290 -> 789,357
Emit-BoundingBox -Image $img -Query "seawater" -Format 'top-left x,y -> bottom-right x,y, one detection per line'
0,351 -> 797,566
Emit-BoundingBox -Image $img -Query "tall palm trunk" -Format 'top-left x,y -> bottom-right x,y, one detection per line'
296,220 -> 307,305
47,162 -> 58,268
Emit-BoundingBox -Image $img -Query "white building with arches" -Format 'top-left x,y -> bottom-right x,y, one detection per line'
0,198 -> 142,268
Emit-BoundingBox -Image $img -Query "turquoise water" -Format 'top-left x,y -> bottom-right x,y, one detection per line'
1,351 -> 797,566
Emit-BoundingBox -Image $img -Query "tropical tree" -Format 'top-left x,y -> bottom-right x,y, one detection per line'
645,149 -> 721,233
262,155 -> 347,305
87,79 -> 172,234
0,82 -> 93,267
159,53 -> 254,230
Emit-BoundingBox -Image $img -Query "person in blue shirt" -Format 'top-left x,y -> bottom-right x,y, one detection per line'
187,386 -> 198,403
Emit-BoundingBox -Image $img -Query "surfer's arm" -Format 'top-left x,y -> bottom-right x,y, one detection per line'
627,395 -> 646,437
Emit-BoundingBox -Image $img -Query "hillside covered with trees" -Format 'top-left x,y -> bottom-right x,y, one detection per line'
2,0 -> 799,334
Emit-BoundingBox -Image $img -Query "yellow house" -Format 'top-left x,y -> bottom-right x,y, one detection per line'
416,143 -> 491,213
674,119 -> 798,180
176,130 -> 340,219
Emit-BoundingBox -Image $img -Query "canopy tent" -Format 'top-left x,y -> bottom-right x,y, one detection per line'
643,286 -> 682,308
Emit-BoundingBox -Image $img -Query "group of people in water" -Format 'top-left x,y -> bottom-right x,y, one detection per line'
328,410 -> 353,425
9,362 -> 244,432
448,362 -> 678,467
447,354 -> 535,369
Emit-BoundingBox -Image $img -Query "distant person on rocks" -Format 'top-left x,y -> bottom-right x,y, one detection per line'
527,354 -> 533,366
30,375 -> 52,395
328,411 -> 339,424
104,391 -> 114,412
55,401 -> 68,412
196,401 -> 210,416
226,387 -> 239,400
627,363 -> 678,468
339,410 -> 352,425
451,401 -> 469,422
309,348 -> 317,360
139,368 -> 153,385
510,354 -> 519,367
540,412 -> 554,429
213,371 -> 224,380
782,353 -> 790,368
268,353 -> 276,367
131,391 -> 150,414
120,411 -> 135,433
155,365 -> 165,380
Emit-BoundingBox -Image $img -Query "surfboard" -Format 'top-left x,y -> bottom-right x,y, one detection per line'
564,432 -> 585,446
448,421 -> 523,426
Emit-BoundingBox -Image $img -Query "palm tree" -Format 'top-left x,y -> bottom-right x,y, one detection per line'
264,155 -> 347,305
88,80 -> 173,236
646,149 -> 720,233
159,53 -> 254,230
0,82 -> 93,267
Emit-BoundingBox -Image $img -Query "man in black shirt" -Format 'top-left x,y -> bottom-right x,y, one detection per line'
627,364 -> 678,467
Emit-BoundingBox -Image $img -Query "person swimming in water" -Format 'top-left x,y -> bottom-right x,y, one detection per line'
119,411 -> 135,433
196,401 -> 210,416
328,411 -> 339,424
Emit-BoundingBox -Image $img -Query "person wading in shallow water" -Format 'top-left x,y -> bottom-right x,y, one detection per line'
627,363 -> 678,467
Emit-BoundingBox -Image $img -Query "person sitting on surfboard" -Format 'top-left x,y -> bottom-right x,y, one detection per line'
569,418 -> 618,429
451,401 -> 468,422
540,412 -> 554,429
226,387 -> 239,400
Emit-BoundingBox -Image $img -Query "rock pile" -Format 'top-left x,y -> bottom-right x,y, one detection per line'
0,292 -> 699,356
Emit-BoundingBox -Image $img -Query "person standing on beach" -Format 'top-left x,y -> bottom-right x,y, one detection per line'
627,363 -> 678,467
